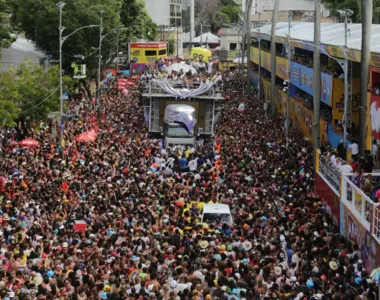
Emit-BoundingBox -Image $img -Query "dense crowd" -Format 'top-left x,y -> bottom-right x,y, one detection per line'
0,69 -> 378,300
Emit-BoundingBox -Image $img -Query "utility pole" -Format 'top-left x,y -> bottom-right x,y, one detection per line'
190,0 -> 194,52
313,0 -> 321,155
258,12 -> 262,115
338,9 -> 353,146
286,11 -> 292,149
176,18 -> 179,59
241,28 -> 245,98
57,2 -> 65,146
270,0 -> 279,116
360,0 -> 372,154
97,9 -> 104,108
245,0 -> 253,96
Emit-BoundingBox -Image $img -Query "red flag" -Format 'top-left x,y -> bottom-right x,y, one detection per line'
93,124 -> 98,134
61,180 -> 69,193
90,113 -> 96,124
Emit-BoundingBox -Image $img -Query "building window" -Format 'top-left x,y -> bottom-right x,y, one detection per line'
145,50 -> 157,56
230,43 -> 237,50
158,49 -> 167,55
170,18 -> 181,27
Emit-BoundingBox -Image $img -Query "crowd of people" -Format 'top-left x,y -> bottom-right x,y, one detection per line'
0,67 -> 378,300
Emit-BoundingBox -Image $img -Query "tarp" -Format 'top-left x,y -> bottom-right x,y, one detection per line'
19,139 -> 40,147
193,32 -> 220,44
75,130 -> 97,143
152,79 -> 214,99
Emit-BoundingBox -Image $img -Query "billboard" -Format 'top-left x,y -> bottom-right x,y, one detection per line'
290,61 -> 333,106
250,47 -> 288,80
340,200 -> 380,272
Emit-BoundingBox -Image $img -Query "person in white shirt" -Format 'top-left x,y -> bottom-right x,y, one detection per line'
188,158 -> 197,172
330,152 -> 337,166
340,161 -> 353,173
349,140 -> 359,160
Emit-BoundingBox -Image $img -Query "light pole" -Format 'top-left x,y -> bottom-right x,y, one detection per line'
57,1 -> 99,145
97,9 -> 104,108
257,12 -> 262,115
337,9 -> 353,146
286,11 -> 292,149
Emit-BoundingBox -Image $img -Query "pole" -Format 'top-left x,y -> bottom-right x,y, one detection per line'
246,0 -> 253,96
313,0 -> 321,155
58,2 -> 65,146
286,11 -> 292,149
360,0 -> 372,154
97,10 -> 104,108
343,13 -> 349,146
270,0 -> 279,116
176,18 -> 179,59
190,0 -> 195,52
116,32 -> 119,72
258,12 -> 261,115
241,29 -> 245,98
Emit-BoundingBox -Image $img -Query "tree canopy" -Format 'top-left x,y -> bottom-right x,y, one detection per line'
322,0 -> 380,23
0,59 -> 73,126
0,0 -> 16,53
9,0 -> 157,75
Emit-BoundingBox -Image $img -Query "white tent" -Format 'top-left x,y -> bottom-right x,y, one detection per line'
193,32 -> 220,44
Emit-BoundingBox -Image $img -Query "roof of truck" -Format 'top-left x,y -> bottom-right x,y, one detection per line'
202,204 -> 231,214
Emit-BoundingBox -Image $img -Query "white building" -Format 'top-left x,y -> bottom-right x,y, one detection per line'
234,0 -> 331,28
144,0 -> 183,56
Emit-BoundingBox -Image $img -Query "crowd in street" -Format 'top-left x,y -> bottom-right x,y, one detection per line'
0,68 -> 378,300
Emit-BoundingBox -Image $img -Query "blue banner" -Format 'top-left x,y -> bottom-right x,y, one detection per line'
120,70 -> 130,76
290,61 -> 332,106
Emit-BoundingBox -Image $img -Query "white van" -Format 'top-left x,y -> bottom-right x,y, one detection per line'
201,204 -> 233,226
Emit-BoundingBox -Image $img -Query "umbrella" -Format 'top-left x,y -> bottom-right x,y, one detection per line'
75,130 -> 97,143
19,139 -> 40,147
126,81 -> 135,86
167,63 -> 197,75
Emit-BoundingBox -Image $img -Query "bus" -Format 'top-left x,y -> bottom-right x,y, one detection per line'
129,42 -> 168,73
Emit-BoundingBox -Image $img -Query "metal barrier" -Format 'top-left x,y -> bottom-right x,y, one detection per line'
341,174 -> 380,238
319,155 -> 341,192
141,81 -> 224,98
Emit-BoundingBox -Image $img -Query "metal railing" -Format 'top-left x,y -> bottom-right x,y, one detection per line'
319,155 -> 341,192
341,174 -> 380,238
141,81 -> 224,98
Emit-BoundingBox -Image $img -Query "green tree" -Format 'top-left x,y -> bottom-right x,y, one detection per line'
219,4 -> 242,24
0,59 -> 74,125
0,0 -> 16,53
168,39 -> 175,55
120,0 -> 157,41
322,0 -> 380,23
9,0 -> 123,76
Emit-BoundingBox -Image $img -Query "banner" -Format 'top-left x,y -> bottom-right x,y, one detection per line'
290,61 -> 333,106
340,200 -> 380,272
250,47 -> 288,80
331,78 -> 360,130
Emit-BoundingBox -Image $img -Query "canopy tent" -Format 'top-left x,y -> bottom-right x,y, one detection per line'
193,32 -> 220,44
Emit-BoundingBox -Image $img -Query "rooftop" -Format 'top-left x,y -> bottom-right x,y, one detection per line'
251,22 -> 380,54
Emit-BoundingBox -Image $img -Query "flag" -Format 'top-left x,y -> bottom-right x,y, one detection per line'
61,181 -> 69,193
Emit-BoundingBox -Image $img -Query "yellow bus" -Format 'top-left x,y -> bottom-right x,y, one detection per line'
129,42 -> 168,65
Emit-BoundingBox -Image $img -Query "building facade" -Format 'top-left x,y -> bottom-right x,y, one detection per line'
144,0 -> 183,56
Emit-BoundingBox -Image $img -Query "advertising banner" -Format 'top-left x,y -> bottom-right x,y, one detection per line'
315,173 -> 340,225
250,47 -> 288,80
290,61 -> 333,106
340,200 -> 380,272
